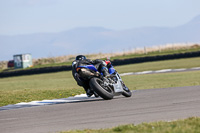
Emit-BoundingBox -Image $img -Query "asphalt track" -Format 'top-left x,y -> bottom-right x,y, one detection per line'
0,86 -> 200,133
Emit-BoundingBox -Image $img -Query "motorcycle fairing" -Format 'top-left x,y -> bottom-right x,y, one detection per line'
78,65 -> 98,72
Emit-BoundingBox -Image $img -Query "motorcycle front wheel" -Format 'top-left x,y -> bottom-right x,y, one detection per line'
121,81 -> 132,97
89,77 -> 114,100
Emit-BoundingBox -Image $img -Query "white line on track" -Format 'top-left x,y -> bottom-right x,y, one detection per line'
0,94 -> 97,111
154,69 -> 172,73
190,67 -> 200,70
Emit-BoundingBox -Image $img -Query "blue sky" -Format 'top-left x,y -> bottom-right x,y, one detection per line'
0,0 -> 200,35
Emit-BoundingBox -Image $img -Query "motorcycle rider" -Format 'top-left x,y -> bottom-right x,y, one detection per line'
72,55 -> 111,97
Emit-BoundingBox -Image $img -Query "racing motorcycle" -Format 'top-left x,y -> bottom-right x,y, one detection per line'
72,60 -> 132,100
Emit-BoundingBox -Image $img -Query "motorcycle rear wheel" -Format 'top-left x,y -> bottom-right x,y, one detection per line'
89,77 -> 114,100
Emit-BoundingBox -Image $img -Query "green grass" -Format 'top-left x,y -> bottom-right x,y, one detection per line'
60,117 -> 200,133
0,71 -> 85,106
115,57 -> 200,73
0,57 -> 200,107
123,71 -> 200,90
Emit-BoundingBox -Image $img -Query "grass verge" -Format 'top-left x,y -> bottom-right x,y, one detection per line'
60,117 -> 200,133
0,71 -> 84,107
115,57 -> 200,73
0,57 -> 200,107
123,71 -> 200,90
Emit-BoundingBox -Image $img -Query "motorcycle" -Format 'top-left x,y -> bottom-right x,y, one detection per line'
72,60 -> 132,100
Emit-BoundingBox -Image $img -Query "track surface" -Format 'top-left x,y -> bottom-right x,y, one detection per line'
0,86 -> 200,133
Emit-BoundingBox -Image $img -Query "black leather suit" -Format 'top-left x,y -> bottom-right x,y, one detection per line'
72,59 -> 107,92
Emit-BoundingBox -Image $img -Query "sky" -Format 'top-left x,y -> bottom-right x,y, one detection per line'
0,0 -> 200,35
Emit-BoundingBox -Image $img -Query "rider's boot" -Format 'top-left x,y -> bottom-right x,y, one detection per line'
86,89 -> 93,97
102,67 -> 110,78
83,86 -> 93,97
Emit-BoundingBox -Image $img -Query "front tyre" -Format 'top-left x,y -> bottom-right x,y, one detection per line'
121,81 -> 132,97
89,77 -> 114,100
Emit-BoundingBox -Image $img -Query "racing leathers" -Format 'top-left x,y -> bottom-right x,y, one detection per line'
72,59 -> 110,97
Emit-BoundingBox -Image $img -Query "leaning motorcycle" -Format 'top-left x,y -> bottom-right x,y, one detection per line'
72,60 -> 132,100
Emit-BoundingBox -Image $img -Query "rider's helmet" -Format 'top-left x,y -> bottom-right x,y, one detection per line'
76,55 -> 86,60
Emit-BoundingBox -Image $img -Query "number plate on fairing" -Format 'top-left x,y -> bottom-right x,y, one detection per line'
113,81 -> 123,93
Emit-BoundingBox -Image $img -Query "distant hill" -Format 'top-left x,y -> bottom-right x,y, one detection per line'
0,15 -> 200,61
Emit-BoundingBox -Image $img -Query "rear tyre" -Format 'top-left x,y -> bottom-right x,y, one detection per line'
89,77 -> 114,100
